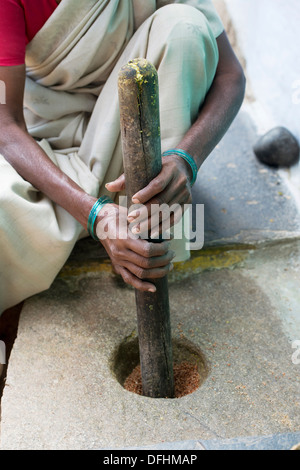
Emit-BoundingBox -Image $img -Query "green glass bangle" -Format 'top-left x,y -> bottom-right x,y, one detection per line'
162,149 -> 198,186
87,196 -> 114,241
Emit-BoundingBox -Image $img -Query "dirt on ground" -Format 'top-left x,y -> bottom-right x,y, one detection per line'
124,361 -> 201,398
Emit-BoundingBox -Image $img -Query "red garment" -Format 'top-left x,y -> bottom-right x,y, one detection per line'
0,0 -> 58,66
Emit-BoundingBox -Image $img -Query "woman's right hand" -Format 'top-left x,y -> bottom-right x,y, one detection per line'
96,203 -> 175,293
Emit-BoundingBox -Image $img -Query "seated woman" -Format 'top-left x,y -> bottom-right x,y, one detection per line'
0,0 -> 245,314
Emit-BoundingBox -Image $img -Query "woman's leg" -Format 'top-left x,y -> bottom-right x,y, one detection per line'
80,3 -> 219,176
147,4 -> 219,150
145,5 -> 220,260
0,155 -> 82,314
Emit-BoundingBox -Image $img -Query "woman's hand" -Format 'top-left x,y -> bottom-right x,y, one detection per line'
106,155 -> 193,239
96,203 -> 176,292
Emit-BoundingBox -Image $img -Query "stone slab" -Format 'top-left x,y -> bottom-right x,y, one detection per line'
200,432 -> 300,451
1,241 -> 299,450
122,432 -> 300,451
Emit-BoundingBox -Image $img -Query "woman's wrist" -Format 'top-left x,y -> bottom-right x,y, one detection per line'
76,193 -> 99,231
87,196 -> 115,241
162,149 -> 198,186
171,153 -> 193,181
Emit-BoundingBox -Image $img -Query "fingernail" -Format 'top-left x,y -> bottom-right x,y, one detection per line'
128,211 -> 139,220
170,263 -> 174,271
132,197 -> 141,204
148,287 -> 156,293
132,226 -> 140,235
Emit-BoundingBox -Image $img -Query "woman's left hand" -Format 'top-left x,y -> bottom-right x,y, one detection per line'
105,154 -> 193,239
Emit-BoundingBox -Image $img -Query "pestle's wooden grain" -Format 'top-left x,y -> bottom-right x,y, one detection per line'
118,59 -> 175,398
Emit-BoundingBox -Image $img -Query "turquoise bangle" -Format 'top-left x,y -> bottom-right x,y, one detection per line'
87,196 -> 114,241
162,149 -> 198,186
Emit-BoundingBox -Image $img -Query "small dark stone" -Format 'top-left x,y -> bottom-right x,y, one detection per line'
253,127 -> 300,168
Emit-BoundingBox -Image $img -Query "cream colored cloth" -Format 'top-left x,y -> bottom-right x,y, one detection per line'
0,0 -> 223,313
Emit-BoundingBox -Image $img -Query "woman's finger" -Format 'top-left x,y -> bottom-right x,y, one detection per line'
105,173 -> 126,192
131,167 -> 174,204
125,238 -> 171,258
128,170 -> 190,224
118,266 -> 157,293
130,187 -> 191,238
119,248 -> 176,269
121,259 -> 174,281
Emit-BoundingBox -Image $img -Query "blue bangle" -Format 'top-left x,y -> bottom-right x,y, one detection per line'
162,149 -> 198,186
87,196 -> 114,241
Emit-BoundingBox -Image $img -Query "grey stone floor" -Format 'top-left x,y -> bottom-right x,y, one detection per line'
193,111 -> 300,246
0,111 -> 299,450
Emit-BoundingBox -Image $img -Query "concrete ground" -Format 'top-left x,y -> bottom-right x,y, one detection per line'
0,107 -> 299,450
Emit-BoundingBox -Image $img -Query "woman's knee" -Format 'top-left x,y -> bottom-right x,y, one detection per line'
153,3 -> 216,42
150,4 -> 219,72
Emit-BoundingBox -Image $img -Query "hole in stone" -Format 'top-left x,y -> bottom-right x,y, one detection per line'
110,335 -> 209,399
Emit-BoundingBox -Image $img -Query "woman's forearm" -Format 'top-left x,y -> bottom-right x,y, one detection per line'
0,123 -> 96,230
177,68 -> 246,171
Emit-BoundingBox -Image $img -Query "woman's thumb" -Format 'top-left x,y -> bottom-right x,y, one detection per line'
105,174 -> 126,192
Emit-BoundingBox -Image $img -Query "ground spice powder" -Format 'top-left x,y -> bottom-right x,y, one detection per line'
124,361 -> 200,398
